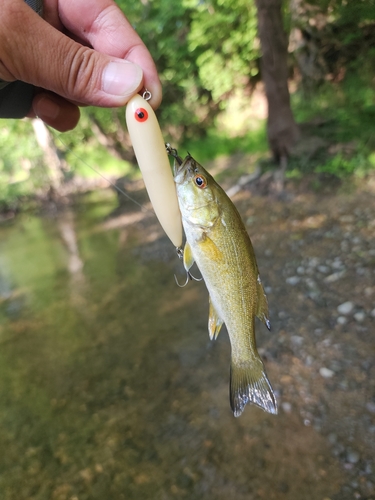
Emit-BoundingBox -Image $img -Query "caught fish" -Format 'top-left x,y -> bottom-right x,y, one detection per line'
174,154 -> 277,417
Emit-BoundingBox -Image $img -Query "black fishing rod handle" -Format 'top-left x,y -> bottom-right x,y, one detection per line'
0,0 -> 44,118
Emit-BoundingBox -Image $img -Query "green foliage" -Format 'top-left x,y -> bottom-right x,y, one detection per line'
180,123 -> 268,164
316,152 -> 369,178
1,0 -> 375,211
0,119 -> 44,210
116,0 -> 202,133
188,0 -> 259,101
115,0 -> 260,132
292,65 -> 375,178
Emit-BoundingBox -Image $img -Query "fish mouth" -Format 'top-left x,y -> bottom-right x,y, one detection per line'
173,154 -> 195,184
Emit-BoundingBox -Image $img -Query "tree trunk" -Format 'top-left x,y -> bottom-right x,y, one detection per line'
255,0 -> 299,164
31,118 -> 64,193
88,113 -> 135,163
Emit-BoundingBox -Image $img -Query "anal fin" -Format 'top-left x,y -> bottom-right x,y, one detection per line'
208,296 -> 224,340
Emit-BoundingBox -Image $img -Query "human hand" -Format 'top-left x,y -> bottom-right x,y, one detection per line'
0,0 -> 162,131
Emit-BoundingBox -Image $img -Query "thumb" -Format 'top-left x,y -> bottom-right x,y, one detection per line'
0,2 -> 144,107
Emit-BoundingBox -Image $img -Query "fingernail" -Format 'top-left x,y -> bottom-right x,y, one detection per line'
102,61 -> 143,96
35,96 -> 60,119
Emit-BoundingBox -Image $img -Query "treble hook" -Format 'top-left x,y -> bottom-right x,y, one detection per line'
189,270 -> 203,282
176,246 -> 184,259
174,271 -> 190,288
174,246 -> 202,286
174,247 -> 202,286
174,270 -> 203,288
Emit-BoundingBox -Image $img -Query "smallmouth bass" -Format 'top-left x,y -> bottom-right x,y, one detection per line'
174,154 -> 277,417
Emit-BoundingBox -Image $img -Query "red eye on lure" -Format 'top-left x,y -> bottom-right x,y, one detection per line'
134,108 -> 148,122
125,92 -> 182,249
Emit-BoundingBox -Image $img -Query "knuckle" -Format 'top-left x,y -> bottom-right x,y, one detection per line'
64,45 -> 101,103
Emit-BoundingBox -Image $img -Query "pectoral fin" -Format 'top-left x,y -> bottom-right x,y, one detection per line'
256,275 -> 271,330
199,233 -> 224,263
183,241 -> 195,272
208,296 -> 224,340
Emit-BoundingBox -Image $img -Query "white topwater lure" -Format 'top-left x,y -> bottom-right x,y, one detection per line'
125,91 -> 183,249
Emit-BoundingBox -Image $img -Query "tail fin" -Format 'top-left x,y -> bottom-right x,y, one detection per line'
230,358 -> 277,417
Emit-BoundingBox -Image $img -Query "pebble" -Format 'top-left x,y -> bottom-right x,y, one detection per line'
305,278 -> 317,289
354,311 -> 366,322
291,335 -> 304,346
308,257 -> 320,268
347,450 -> 360,464
317,265 -> 330,274
324,271 -> 345,283
370,308 -> 375,318
305,355 -> 313,366
366,402 -> 375,414
308,291 -> 320,302
338,380 -> 348,390
333,443 -> 345,456
337,301 -> 354,315
320,367 -> 334,378
337,316 -> 347,325
281,402 -> 292,413
297,266 -> 305,274
365,462 -> 373,474
286,276 -> 300,285
332,259 -> 344,269
328,433 -> 337,444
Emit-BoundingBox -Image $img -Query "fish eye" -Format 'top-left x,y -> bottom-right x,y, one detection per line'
194,174 -> 207,189
134,108 -> 148,122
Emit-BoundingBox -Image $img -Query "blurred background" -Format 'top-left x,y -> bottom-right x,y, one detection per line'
0,1 -> 374,499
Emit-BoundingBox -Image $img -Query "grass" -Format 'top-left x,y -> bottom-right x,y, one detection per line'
179,123 -> 268,164
291,68 -> 375,178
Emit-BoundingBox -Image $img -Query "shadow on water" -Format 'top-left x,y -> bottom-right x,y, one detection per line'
0,186 -> 374,500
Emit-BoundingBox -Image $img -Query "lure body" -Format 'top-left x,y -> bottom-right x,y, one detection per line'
126,95 -> 182,248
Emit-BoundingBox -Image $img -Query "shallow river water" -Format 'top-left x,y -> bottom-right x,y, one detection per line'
0,184 -> 374,500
